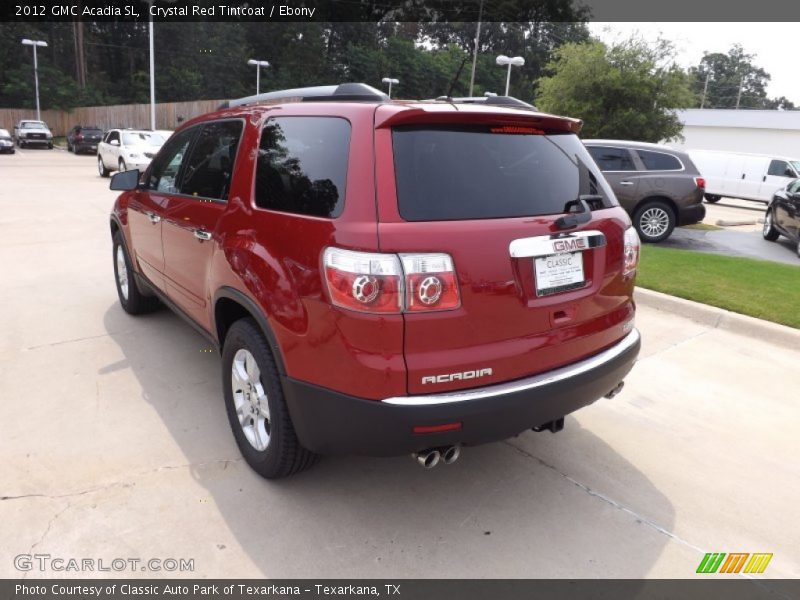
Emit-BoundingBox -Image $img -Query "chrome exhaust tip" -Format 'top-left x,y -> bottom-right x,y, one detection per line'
441,445 -> 461,465
604,381 -> 625,399
414,449 -> 441,469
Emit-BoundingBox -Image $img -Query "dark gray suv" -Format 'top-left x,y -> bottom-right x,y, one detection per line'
584,140 -> 706,242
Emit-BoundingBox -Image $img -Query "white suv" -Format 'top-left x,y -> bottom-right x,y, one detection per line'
97,129 -> 167,177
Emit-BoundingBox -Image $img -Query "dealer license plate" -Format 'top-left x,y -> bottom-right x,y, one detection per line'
534,252 -> 585,296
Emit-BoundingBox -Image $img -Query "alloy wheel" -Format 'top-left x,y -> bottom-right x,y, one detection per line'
115,245 -> 129,301
231,349 -> 271,451
639,207 -> 670,239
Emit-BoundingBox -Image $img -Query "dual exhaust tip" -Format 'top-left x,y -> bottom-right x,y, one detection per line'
414,445 -> 460,469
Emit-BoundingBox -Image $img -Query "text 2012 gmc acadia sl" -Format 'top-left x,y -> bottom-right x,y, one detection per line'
108,83 -> 641,479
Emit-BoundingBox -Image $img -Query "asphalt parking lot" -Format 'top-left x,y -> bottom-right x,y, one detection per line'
1,148 -> 799,581
666,198 -> 799,265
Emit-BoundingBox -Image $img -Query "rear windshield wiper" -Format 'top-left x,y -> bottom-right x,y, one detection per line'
554,194 -> 603,231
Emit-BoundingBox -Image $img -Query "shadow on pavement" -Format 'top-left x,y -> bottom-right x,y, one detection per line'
102,303 -> 675,578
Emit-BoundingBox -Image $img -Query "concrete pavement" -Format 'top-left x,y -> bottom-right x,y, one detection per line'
1,149 -> 798,581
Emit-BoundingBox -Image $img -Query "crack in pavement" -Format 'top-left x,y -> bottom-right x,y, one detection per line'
503,441 -> 796,596
503,440 -> 706,553
1,458 -> 243,501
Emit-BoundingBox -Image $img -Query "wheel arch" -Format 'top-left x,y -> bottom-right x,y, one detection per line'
213,287 -> 287,376
635,195 -> 678,218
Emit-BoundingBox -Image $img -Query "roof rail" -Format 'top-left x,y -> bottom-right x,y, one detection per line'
431,95 -> 539,112
221,83 -> 389,109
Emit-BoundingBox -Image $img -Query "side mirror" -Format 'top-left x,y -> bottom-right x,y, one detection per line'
786,168 -> 796,178
110,169 -> 141,191
110,139 -> 120,147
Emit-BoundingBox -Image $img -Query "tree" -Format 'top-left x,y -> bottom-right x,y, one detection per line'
536,37 -> 694,142
690,44 -> 794,109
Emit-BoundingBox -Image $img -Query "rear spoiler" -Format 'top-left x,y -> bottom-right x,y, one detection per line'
375,106 -> 582,133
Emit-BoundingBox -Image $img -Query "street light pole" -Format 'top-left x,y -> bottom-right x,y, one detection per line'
247,59 -> 270,95
149,16 -> 156,130
468,0 -> 484,97
495,55 -> 525,96
381,77 -> 399,98
21,39 -> 48,121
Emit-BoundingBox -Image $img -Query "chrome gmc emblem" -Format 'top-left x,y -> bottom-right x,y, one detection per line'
552,238 -> 588,253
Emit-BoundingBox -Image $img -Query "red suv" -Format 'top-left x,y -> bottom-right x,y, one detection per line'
109,83 -> 641,479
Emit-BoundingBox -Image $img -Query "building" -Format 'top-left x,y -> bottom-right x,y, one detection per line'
671,108 -> 800,158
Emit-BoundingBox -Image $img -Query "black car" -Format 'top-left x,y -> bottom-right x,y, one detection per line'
67,125 -> 103,154
0,128 -> 14,154
763,179 -> 800,258
584,140 -> 707,243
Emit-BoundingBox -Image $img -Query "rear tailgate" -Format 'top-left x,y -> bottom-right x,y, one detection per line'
374,106 -> 636,395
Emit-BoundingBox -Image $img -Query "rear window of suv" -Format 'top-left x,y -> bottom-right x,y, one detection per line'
637,149 -> 682,171
392,126 -> 615,221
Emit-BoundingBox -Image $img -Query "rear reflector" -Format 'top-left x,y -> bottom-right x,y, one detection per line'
413,422 -> 462,434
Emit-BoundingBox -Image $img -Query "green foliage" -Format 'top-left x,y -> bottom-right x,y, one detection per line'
0,19 -> 589,111
689,44 -> 792,109
536,38 -> 694,142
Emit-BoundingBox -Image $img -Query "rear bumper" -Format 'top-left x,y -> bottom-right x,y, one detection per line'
282,329 -> 641,456
678,202 -> 706,225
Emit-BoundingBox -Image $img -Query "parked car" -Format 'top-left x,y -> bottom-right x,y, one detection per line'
584,140 -> 706,243
97,129 -> 167,177
687,149 -> 800,204
108,83 -> 641,479
0,128 -> 15,154
763,179 -> 800,258
13,120 -> 53,149
67,125 -> 103,154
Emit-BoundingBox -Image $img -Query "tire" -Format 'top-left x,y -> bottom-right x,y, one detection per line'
222,318 -> 319,479
98,155 -> 110,178
67,142 -> 73,152
119,159 -> 127,172
633,200 -> 676,243
48,142 -> 53,149
112,231 -> 159,315
762,209 -> 779,241
796,238 -> 800,260
704,194 -> 721,203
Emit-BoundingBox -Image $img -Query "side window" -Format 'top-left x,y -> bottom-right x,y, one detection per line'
637,150 -> 682,171
768,160 -> 791,177
106,131 -> 119,144
179,121 -> 244,201
587,146 -> 636,171
147,127 -> 196,193
254,116 -> 351,218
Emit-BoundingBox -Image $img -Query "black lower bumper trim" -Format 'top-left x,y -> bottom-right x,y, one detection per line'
282,331 -> 641,457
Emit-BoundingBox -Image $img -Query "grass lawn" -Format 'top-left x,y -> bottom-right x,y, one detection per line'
637,245 -> 800,329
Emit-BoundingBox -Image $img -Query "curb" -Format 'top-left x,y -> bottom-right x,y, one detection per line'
634,287 -> 800,350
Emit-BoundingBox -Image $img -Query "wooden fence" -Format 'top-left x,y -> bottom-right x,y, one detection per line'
0,99 -> 226,137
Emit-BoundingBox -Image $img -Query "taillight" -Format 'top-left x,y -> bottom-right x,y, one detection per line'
77,134 -> 83,141
400,253 -> 460,312
323,248 -> 402,314
695,176 -> 705,189
323,248 -> 461,314
623,226 -> 640,278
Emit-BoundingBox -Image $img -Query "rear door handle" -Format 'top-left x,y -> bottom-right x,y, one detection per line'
619,181 -> 634,186
194,229 -> 212,241
145,211 -> 161,224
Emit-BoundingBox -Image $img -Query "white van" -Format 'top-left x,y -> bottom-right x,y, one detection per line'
686,150 -> 800,204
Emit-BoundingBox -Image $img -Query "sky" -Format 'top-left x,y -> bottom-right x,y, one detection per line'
588,23 -> 798,103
